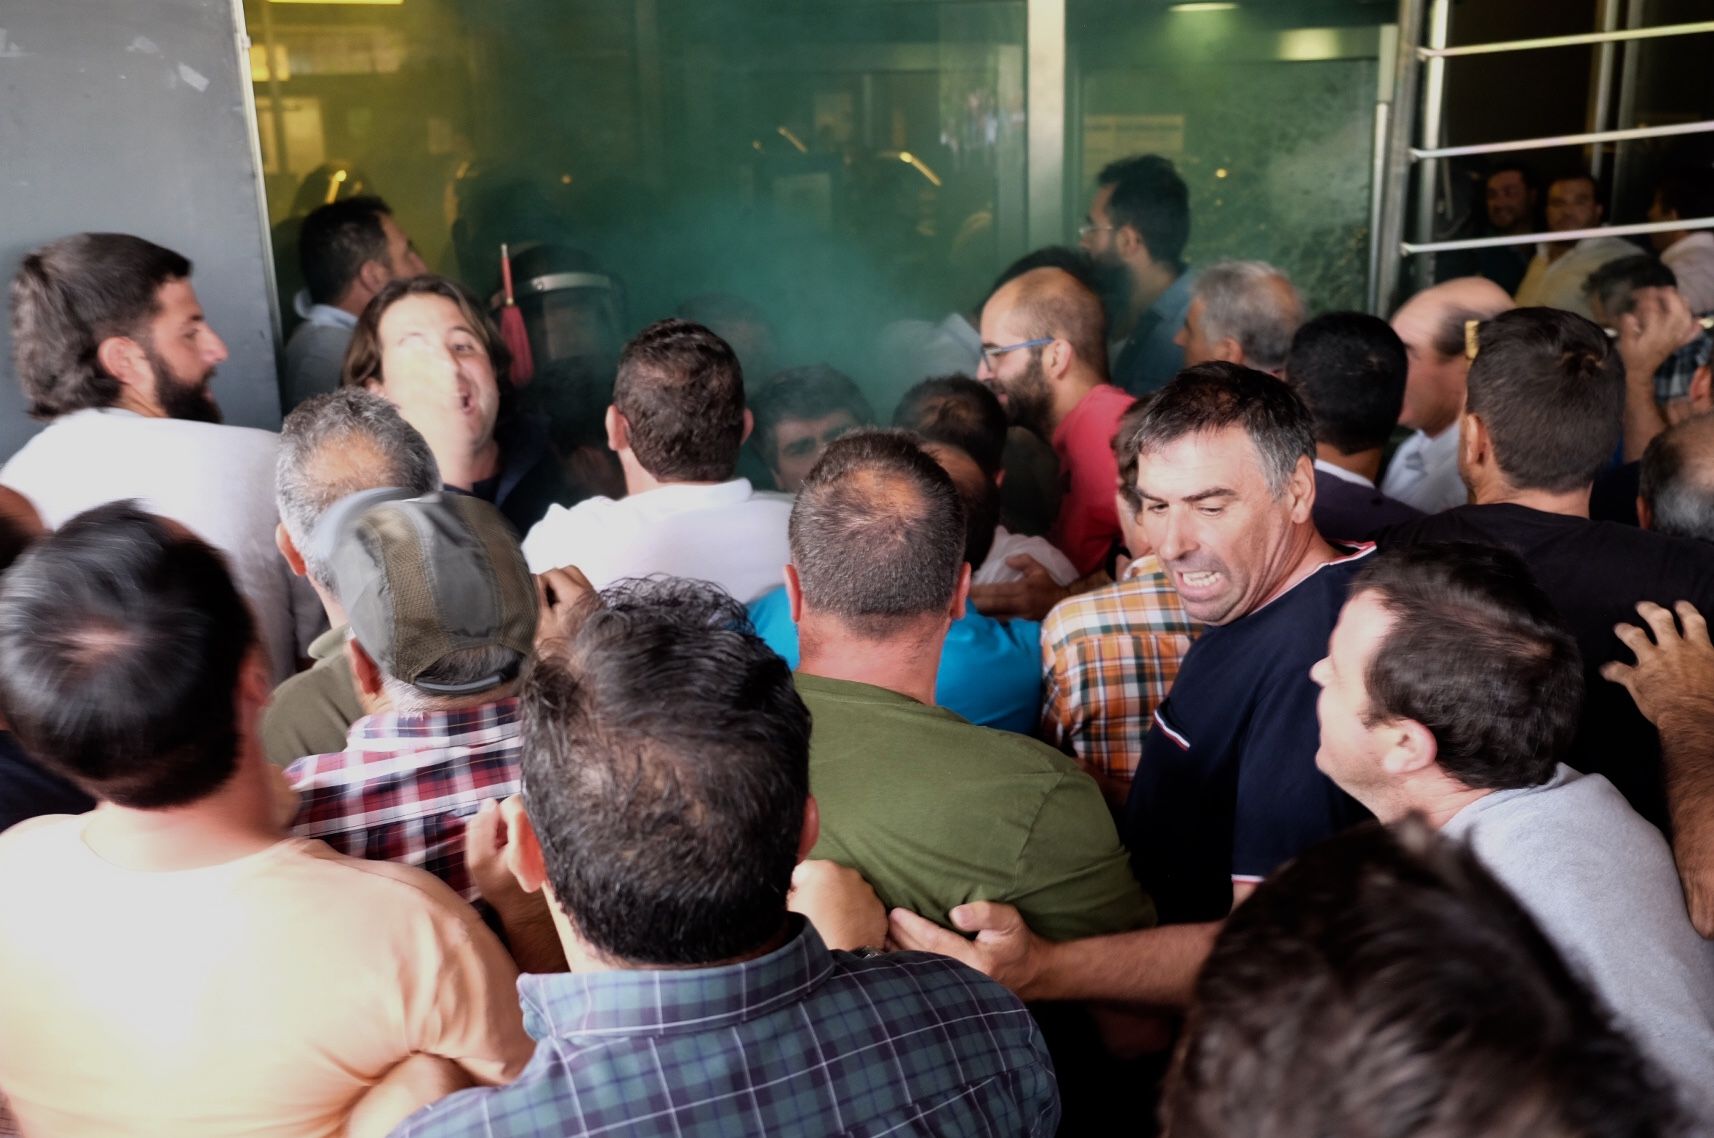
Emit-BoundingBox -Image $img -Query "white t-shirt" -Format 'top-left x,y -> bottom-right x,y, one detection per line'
975,526 -> 1080,587
0,817 -> 530,1138
1445,765 -> 1714,1126
0,409 -> 319,683
523,478 -> 793,603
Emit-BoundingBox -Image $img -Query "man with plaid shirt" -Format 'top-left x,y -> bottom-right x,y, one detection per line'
288,489 -> 536,906
394,579 -> 1059,1137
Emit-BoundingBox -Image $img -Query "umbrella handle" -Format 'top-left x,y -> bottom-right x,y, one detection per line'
500,243 -> 517,306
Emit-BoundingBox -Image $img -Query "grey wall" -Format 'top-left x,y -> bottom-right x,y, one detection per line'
0,0 -> 280,460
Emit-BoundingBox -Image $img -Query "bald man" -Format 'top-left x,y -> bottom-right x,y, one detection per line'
977,266 -> 1133,578
1381,277 -> 1516,514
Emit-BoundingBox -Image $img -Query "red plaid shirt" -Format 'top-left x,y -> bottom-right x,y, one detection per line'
286,699 -> 522,904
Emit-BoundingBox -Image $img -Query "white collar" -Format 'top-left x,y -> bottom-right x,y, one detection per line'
1313,458 -> 1374,489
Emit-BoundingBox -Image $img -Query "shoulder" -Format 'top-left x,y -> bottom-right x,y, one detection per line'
829,949 -> 1037,1028
284,839 -> 493,936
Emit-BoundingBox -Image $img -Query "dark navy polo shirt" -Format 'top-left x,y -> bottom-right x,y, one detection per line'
1123,546 -> 1375,924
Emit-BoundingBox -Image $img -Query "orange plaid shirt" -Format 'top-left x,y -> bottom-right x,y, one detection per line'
1041,555 -> 1199,808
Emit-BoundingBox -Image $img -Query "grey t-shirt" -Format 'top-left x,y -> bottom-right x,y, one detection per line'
1445,765 -> 1714,1124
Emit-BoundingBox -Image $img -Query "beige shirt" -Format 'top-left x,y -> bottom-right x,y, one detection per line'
1514,235 -> 1639,318
0,817 -> 531,1137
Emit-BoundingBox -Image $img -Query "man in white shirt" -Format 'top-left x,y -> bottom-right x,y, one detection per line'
1381,277 -> 1514,514
1515,172 -> 1640,318
282,197 -> 428,410
1,232 -> 315,683
1650,167 -> 1714,316
522,318 -> 791,602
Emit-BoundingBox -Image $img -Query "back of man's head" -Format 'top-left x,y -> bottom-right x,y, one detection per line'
276,388 -> 441,591
1165,818 -> 1683,1138
1284,312 -> 1408,455
10,233 -> 191,419
1584,255 -> 1677,323
0,501 -> 254,808
1466,307 -> 1623,493
320,491 -> 536,710
920,440 -> 1002,569
1097,155 -> 1190,272
1656,166 -> 1714,225
1641,414 -> 1714,543
1191,260 -> 1304,373
1123,361 -> 1316,499
893,375 -> 1009,480
613,318 -> 747,482
298,195 -> 393,307
789,430 -> 967,638
521,578 -> 811,966
1354,542 -> 1583,791
989,267 -> 1110,380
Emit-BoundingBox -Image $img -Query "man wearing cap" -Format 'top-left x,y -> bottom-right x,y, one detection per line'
287,490 -> 537,911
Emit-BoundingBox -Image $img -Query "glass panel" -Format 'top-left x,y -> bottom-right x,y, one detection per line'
243,0 -> 1027,410
1066,0 -> 1389,312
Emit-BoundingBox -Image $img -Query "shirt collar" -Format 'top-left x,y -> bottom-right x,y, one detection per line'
293,288 -> 358,328
1664,231 -> 1714,261
1147,270 -> 1194,324
1313,457 -> 1374,488
517,917 -> 832,1041
347,696 -> 522,746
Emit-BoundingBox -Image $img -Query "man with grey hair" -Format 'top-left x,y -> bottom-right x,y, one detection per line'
263,389 -> 441,766
1641,413 -> 1714,544
1174,260 -> 1303,375
286,492 -> 537,916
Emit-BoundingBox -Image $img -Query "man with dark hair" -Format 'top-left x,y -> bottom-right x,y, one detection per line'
391,577 -> 1060,1138
1650,166 -> 1714,314
1165,818 -> 1687,1138
264,389 -> 442,765
979,266 -> 1132,583
1283,311 -> 1423,540
749,436 -> 1042,734
1040,398 -> 1198,809
1516,171 -> 1638,318
284,196 -> 427,408
1382,276 -> 1516,513
1308,542 -> 1714,1124
1384,308 -> 1714,850
287,493 -> 537,921
1475,161 -> 1538,293
893,375 -> 1078,588
0,503 -> 529,1137
1642,414 -> 1714,543
749,364 -> 874,493
522,319 -> 791,601
1175,260 -> 1303,376
784,430 -> 1148,941
1,232 -> 315,684
1081,154 -> 1192,395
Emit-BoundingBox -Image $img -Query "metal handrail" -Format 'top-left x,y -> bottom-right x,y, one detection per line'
1410,119 -> 1714,160
1416,19 -> 1714,58
1400,215 -> 1714,256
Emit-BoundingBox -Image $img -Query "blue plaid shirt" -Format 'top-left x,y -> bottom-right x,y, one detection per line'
391,919 -> 1058,1137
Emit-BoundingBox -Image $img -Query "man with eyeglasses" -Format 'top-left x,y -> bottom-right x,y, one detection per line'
977,266 -> 1134,585
1080,155 -> 1193,397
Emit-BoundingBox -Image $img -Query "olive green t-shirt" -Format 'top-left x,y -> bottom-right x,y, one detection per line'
797,673 -> 1154,942
261,624 -> 362,767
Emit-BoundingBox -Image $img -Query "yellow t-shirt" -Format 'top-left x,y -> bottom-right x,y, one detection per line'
0,816 -> 531,1137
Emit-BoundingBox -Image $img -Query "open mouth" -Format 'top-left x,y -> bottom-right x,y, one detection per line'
1174,568 -> 1224,597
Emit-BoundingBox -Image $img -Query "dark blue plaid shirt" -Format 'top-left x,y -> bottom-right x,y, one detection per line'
391,919 -> 1058,1138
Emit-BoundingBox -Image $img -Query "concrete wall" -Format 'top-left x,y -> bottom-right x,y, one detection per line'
0,0 -> 279,460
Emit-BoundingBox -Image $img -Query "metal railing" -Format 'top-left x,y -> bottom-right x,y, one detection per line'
1371,6 -> 1714,313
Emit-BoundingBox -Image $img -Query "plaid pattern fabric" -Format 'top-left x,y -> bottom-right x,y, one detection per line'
1654,329 -> 1713,404
394,920 -> 1059,1138
287,699 -> 522,904
1041,556 -> 1199,805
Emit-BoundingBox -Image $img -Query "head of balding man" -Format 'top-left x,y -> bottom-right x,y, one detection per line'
978,267 -> 1109,434
1640,412 -> 1714,542
1390,277 -> 1515,437
786,430 -> 969,641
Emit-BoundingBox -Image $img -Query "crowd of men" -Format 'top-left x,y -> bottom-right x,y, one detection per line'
0,150 -> 1712,1138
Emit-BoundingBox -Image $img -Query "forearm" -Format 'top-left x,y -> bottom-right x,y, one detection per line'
1624,367 -> 1668,461
491,896 -> 567,974
1658,701 -> 1714,861
1029,921 -> 1220,1006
